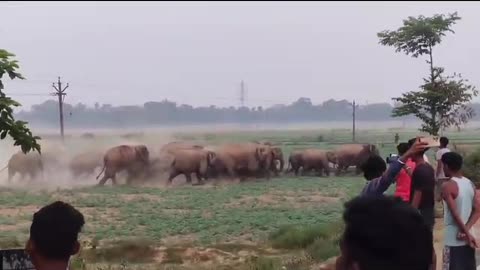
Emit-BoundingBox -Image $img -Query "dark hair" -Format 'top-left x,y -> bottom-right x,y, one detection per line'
342,196 -> 433,270
441,152 -> 463,172
396,143 -> 409,156
30,201 -> 85,261
440,137 -> 449,147
360,155 -> 387,180
408,138 -> 429,156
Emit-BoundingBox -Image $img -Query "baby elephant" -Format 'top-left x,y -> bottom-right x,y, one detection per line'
168,149 -> 216,185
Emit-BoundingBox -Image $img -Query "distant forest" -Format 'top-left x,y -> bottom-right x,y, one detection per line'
15,97 -> 480,128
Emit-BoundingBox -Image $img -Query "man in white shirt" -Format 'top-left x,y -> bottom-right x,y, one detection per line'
436,136 -> 451,201
436,137 -> 451,179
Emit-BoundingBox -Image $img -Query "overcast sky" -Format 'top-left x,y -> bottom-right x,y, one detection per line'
1,1 -> 479,110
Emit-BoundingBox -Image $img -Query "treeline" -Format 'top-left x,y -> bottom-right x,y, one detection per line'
16,97 -> 479,128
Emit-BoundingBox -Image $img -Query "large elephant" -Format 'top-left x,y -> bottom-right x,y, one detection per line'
168,149 -> 216,185
333,144 -> 379,175
210,143 -> 273,181
300,149 -> 337,177
147,142 -> 206,180
69,151 -> 104,178
96,145 -> 150,186
1,151 -> 44,183
287,149 -> 336,176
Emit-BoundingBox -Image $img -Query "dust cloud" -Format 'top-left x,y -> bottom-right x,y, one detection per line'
0,128 -> 183,191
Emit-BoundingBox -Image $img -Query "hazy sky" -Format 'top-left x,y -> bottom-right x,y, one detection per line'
1,1 -> 479,110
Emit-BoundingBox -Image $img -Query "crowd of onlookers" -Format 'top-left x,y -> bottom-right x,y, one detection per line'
15,136 -> 479,270
337,136 -> 479,270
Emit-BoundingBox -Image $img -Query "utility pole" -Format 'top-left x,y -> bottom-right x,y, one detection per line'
51,77 -> 69,141
352,100 -> 356,142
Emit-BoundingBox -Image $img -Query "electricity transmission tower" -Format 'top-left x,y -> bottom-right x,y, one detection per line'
51,77 -> 69,141
239,80 -> 247,107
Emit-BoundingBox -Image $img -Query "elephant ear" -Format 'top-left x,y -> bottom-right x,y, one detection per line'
255,148 -> 262,161
136,145 -> 150,164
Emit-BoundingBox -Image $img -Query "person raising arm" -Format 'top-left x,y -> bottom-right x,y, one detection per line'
360,138 -> 428,197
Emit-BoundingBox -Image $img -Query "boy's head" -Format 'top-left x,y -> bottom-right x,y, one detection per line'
396,143 -> 410,156
441,152 -> 463,178
26,201 -> 85,263
360,155 -> 387,181
338,196 -> 433,270
440,137 -> 449,148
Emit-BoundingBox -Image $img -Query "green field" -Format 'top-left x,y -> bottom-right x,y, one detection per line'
1,127 -> 480,269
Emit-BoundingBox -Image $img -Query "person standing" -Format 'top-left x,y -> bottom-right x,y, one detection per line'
394,142 -> 416,202
436,137 -> 451,201
441,152 -> 480,270
408,138 -> 436,230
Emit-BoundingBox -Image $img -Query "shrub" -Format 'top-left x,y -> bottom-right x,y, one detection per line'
463,148 -> 480,187
305,238 -> 339,262
317,135 -> 325,142
269,224 -> 329,249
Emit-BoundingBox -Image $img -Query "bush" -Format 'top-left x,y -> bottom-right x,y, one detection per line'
269,222 -> 343,250
269,224 -> 330,249
317,135 -> 325,142
463,149 -> 480,187
305,238 -> 339,262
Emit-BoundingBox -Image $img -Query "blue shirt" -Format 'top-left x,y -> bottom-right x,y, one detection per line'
361,159 -> 406,196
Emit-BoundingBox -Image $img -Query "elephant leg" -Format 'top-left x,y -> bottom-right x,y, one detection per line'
97,175 -> 109,186
8,169 -> 14,183
185,173 -> 192,184
301,166 -> 309,176
293,165 -> 299,176
195,171 -> 204,185
167,170 -> 180,185
126,173 -> 134,186
335,163 -> 343,176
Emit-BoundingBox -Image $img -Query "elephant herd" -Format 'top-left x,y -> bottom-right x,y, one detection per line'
0,141 -> 379,187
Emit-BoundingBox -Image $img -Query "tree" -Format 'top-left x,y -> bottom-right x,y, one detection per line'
0,49 -> 41,153
378,12 -> 478,135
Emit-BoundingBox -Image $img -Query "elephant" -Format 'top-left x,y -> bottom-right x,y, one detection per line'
147,142 -> 206,180
333,144 -> 379,175
299,149 -> 337,177
209,143 -> 274,181
1,151 -> 44,183
287,149 -> 337,177
168,149 -> 216,185
96,145 -> 150,186
69,151 -> 104,178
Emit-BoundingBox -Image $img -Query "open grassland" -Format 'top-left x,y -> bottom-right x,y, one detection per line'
1,127 -> 480,269
0,177 -> 363,269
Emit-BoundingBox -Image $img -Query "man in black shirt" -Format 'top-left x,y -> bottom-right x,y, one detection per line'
408,138 -> 436,230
